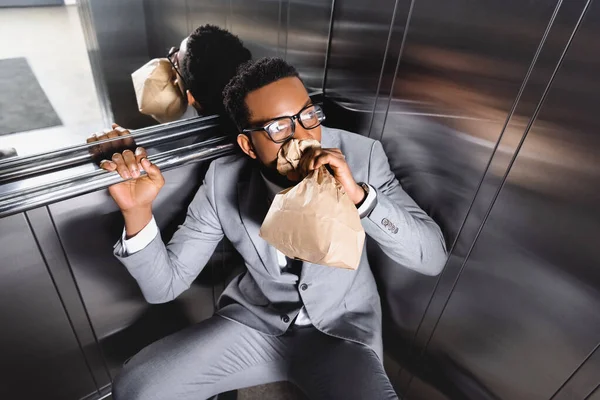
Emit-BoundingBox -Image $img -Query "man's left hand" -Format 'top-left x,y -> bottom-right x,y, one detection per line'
301,148 -> 365,205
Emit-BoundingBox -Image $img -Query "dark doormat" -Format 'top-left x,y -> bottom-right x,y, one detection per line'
0,57 -> 62,136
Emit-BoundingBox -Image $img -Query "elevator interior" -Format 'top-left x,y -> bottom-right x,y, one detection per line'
0,0 -> 599,399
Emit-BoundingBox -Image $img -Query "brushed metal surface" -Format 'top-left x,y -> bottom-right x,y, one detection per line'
0,214 -> 98,399
26,207 -> 112,391
552,343 -> 600,400
324,0 -> 397,134
84,0 -> 154,129
48,162 -> 221,377
588,386 -> 600,400
404,1 -> 600,398
356,0 -> 570,392
284,0 -> 332,91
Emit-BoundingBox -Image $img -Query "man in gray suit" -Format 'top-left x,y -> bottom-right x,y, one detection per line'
100,58 -> 447,400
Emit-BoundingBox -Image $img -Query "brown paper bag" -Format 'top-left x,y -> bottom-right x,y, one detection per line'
259,140 -> 366,270
131,58 -> 186,123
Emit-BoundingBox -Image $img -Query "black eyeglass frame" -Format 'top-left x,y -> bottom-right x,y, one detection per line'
167,46 -> 188,90
242,103 -> 326,144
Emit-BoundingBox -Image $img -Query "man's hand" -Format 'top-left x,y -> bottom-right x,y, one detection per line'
97,125 -> 165,237
301,148 -> 365,205
87,123 -> 137,165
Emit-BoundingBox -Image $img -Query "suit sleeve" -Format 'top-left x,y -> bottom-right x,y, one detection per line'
362,141 -> 447,276
113,161 -> 224,303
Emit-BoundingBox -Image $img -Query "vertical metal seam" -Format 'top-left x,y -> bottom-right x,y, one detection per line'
227,0 -> 233,31
278,0 -> 283,58
367,0 -> 400,138
378,0 -> 417,143
585,384 -> 600,400
404,0 -> 565,374
321,0 -> 337,93
404,0 -> 592,395
76,0 -> 114,126
284,0 -> 291,60
185,0 -> 192,34
550,341 -> 600,399
47,207 -> 114,382
24,211 -> 101,395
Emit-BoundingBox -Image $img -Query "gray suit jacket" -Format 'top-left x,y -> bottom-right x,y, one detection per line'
114,127 -> 447,360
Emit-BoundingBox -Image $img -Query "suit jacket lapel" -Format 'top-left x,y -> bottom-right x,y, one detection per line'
320,126 -> 340,149
238,168 -> 279,277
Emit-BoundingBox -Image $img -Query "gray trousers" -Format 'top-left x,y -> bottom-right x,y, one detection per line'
112,315 -> 399,400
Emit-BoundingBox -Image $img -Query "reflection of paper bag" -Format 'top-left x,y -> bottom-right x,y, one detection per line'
259,140 -> 366,270
131,58 -> 186,123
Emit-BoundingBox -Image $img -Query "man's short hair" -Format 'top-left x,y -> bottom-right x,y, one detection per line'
223,57 -> 300,130
180,25 -> 251,115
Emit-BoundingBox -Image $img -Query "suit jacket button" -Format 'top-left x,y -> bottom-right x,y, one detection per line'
282,315 -> 290,323
382,218 -> 390,226
300,283 -> 308,291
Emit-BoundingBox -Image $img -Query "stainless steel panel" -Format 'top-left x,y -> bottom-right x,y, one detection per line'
0,214 -> 97,399
324,0 -> 397,134
48,163 -> 223,377
366,0 -> 413,140
144,0 -> 190,57
229,0 -> 282,59
26,207 -> 112,391
85,0 -> 154,129
588,386 -> 600,400
400,4 -> 592,390
553,343 -> 600,400
285,0 -> 332,91
405,1 -> 600,398
359,0 -> 581,389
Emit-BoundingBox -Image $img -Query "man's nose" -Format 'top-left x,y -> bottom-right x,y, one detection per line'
293,124 -> 314,141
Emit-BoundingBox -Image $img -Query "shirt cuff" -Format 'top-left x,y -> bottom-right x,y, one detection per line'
121,216 -> 159,255
357,184 -> 377,218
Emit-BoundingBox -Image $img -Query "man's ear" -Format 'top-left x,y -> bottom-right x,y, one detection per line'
186,90 -> 203,112
237,134 -> 257,159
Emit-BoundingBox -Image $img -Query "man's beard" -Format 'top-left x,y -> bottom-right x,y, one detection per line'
256,158 -> 298,188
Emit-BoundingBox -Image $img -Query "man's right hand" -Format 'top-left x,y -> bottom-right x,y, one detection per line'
97,125 -> 165,236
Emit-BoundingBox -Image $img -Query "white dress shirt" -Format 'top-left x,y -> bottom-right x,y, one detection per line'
121,172 -> 377,326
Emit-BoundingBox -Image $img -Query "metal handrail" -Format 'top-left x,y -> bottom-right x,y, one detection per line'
0,138 -> 236,218
0,115 -> 221,183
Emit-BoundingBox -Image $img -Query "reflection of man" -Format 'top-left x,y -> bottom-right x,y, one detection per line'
101,58 -> 446,399
87,25 -> 251,163
168,24 -> 252,119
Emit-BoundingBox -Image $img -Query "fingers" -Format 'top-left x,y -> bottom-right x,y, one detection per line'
111,152 -> 131,180
306,148 -> 346,171
99,159 -> 117,171
114,125 -> 136,150
122,149 -> 140,178
134,146 -> 148,164
88,125 -> 137,166
141,158 -> 165,187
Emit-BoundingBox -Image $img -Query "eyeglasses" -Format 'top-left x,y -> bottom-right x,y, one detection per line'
167,46 -> 188,89
243,104 -> 326,143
